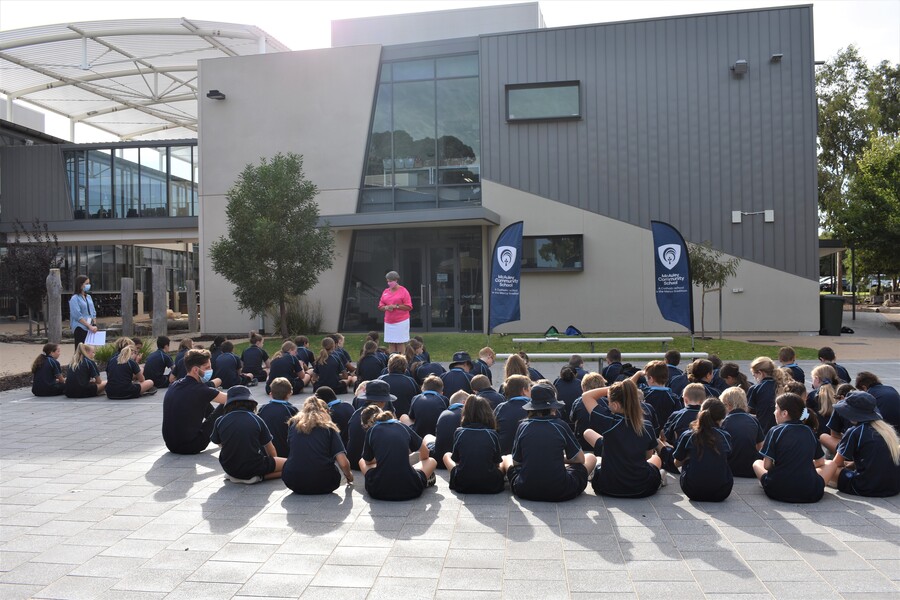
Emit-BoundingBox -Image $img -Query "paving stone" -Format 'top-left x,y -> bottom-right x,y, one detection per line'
0,561 -> 73,585
237,572 -> 313,596
437,566 -> 503,591
33,574 -> 117,599
309,565 -> 380,588
366,576 -> 438,600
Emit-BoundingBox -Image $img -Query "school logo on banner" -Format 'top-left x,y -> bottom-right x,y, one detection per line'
650,220 -> 694,334
497,246 -> 517,272
657,244 -> 682,270
489,222 -> 524,332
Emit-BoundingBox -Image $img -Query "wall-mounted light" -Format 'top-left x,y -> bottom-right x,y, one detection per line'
732,210 -> 775,224
770,53 -> 783,63
730,60 -> 748,76
206,90 -> 226,100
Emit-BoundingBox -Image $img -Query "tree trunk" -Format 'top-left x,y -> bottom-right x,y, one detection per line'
700,290 -> 707,339
27,306 -> 33,336
279,297 -> 287,338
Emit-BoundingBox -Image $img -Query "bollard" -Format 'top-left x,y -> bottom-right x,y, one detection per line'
152,265 -> 167,337
121,277 -> 134,337
46,268 -> 62,344
186,280 -> 198,333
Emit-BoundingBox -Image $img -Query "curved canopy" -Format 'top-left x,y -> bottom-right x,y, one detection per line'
0,18 -> 290,140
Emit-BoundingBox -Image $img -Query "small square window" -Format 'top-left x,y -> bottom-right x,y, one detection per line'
521,235 -> 584,271
506,81 -> 581,122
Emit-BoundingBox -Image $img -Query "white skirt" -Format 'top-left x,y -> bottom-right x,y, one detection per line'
384,319 -> 410,344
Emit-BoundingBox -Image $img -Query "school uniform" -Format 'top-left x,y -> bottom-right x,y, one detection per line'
662,405 -> 701,445
162,376 -> 224,454
31,356 -> 64,396
829,362 -> 851,385
241,346 -> 269,381
602,361 -> 624,384
210,410 -> 276,480
640,386 -> 683,434
573,367 -> 589,379
143,349 -> 174,389
747,378 -> 778,434
335,347 -> 353,369
867,384 -> 900,434
378,372 -> 420,416
508,416 -> 588,502
356,354 -> 385,384
266,354 -> 304,395
526,366 -> 544,382
721,409 -> 765,478
328,399 -> 355,448
429,403 -> 464,466
667,364 -> 684,384
362,419 -> 428,501
759,420 -> 825,503
314,353 -> 348,395
407,391 -> 449,438
282,425 -> 347,495
297,346 -> 316,367
448,423 -> 505,494
440,368 -> 474,399
258,399 -> 299,458
553,377 -> 583,422
477,387 -> 506,410
669,373 -> 688,398
569,397 -> 594,451
209,346 -> 223,370
835,423 -> 900,497
673,428 -> 734,502
782,363 -> 805,384
709,370 -> 729,394
346,407 -> 368,470
590,398 -> 660,439
106,358 -> 142,399
590,412 -> 661,498
214,352 -> 245,389
65,357 -> 102,398
805,387 -> 834,437
495,396 -> 529,455
414,362 -> 446,385
173,349 -> 189,379
470,359 -> 493,383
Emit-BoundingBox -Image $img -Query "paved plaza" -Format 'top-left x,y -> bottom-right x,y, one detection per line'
1,356 -> 898,599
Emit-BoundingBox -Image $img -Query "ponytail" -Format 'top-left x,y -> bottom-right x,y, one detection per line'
70,343 -> 94,370
31,343 -> 58,373
870,420 -> 900,465
118,345 -> 135,364
720,362 -> 749,391
559,366 -> 576,383
811,364 -> 839,418
609,379 -> 644,435
317,337 -> 335,366
273,340 -> 296,361
691,398 -> 727,457
249,331 -> 263,345
360,405 -> 394,429
360,340 -> 377,360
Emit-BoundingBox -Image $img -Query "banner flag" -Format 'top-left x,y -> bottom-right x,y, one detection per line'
489,221 -> 524,332
651,220 -> 694,334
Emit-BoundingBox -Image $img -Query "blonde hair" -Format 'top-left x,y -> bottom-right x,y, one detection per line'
609,379 -> 644,435
811,364 -> 839,418
720,386 -> 748,412
581,372 -> 606,391
273,340 -> 296,361
683,382 -> 707,406
750,357 -> 786,394
117,345 -> 135,364
114,337 -> 134,351
70,343 -> 95,370
289,396 -> 339,435
870,420 -> 900,465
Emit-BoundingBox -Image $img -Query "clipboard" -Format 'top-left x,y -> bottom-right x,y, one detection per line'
85,330 -> 107,346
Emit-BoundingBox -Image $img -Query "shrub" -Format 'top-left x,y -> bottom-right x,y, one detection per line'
267,295 -> 323,336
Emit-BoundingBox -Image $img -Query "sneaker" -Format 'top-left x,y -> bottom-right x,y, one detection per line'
143,387 -> 158,396
225,474 -> 262,485
659,469 -> 668,487
425,472 -> 437,488
248,378 -> 258,387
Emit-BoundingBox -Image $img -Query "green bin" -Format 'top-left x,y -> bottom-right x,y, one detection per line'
820,295 -> 844,336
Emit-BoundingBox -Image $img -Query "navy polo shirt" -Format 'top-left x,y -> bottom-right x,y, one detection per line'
314,353 -> 346,392
162,376 -> 221,452
667,364 -> 684,383
267,354 -> 302,392
31,356 -> 63,396
495,396 -> 529,455
241,346 -> 269,377
297,347 -> 316,367
662,405 -> 701,445
449,423 -> 504,493
282,425 -> 346,495
868,384 -> 900,434
721,409 -> 765,478
510,416 -> 584,500
747,378 -> 778,434
836,423 -> 900,497
357,354 -> 385,383
673,428 -> 733,501
709,371 -> 728,395
430,403 -> 464,465
831,363 -> 851,384
414,362 -> 446,385
527,366 -> 544,382
214,352 -> 244,389
143,349 -> 174,388
553,377 -> 583,422
378,373 -> 420,416
258,399 -> 299,458
471,359 -> 493,383
65,358 -> 100,395
669,373 -> 688,397
805,388 -> 833,437
478,388 -> 506,410
782,363 -> 805,384
590,412 -> 661,498
210,410 -> 273,480
602,362 -> 624,384
569,397 -> 593,451
362,419 -> 426,501
173,349 -> 188,379
641,386 -> 683,433
759,421 -> 825,503
346,407 -> 368,470
589,398 -> 659,438
440,368 -> 474,399
408,391 -> 449,438
106,358 -> 140,398
328,399 -> 354,447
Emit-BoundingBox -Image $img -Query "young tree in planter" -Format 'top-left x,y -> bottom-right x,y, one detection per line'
688,242 -> 740,339
0,220 -> 62,335
209,153 -> 335,338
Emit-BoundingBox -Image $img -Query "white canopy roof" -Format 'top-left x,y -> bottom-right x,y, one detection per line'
0,18 -> 290,140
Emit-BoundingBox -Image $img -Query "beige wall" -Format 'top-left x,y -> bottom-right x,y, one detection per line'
198,46 -> 381,334
482,180 -> 819,334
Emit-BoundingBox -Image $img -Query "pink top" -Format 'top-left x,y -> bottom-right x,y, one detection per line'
379,285 -> 412,324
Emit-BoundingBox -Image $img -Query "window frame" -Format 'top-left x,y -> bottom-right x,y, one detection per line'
505,80 -> 582,122
521,234 -> 584,272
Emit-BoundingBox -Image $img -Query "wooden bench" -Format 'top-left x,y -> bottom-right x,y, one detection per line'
497,351 -> 708,369
511,336 -> 674,352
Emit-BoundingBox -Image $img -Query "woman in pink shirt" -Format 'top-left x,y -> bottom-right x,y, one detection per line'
379,271 -> 413,354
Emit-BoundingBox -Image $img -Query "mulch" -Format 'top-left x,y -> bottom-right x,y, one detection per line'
0,373 -> 33,392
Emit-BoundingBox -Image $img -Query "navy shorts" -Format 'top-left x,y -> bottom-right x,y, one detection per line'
837,468 -> 861,495
107,383 -> 141,399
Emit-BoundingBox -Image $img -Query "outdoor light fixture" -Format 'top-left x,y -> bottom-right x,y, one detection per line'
770,53 -> 784,63
206,90 -> 226,100
730,60 -> 748,76
732,210 -> 775,224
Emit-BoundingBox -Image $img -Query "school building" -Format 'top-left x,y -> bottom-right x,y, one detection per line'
2,4 -> 820,335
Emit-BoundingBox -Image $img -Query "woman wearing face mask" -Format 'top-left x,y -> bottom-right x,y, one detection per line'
69,275 -> 98,347
378,271 -> 413,355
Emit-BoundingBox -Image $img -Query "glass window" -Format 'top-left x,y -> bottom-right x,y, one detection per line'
521,235 -> 584,271
340,230 -> 397,331
363,84 -> 394,189
139,147 -> 168,217
114,148 -> 141,217
437,78 -> 480,185
87,150 -> 113,218
392,59 -> 434,81
506,81 -> 581,121
437,55 -> 479,78
169,146 -> 195,217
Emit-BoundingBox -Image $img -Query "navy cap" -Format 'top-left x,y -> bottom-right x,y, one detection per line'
522,383 -> 564,411
449,351 -> 473,368
834,392 -> 882,424
225,385 -> 256,406
356,379 -> 396,404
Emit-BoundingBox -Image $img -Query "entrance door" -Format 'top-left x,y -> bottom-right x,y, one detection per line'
399,245 -> 457,331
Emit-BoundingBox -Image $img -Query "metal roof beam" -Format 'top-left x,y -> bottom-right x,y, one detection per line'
0,27 -> 265,52
9,66 -> 197,97
71,93 -> 196,120
120,123 -> 196,140
181,18 -> 238,57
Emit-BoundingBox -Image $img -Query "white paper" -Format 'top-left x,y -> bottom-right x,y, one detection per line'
163,367 -> 171,376
85,330 -> 107,346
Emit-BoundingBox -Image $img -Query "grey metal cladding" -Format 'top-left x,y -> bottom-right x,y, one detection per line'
479,6 -> 817,279
0,144 -> 73,223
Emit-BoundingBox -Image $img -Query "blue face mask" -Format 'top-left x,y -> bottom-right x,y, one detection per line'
201,369 -> 213,383
84,284 -> 91,292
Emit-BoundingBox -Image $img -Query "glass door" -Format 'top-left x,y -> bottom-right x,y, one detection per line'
398,247 -> 425,330
428,247 -> 456,330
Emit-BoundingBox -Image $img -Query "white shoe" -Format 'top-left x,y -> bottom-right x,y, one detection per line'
225,474 -> 262,484
659,469 -> 668,487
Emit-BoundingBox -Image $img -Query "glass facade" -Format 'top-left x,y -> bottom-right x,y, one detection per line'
63,142 -> 197,219
360,54 -> 480,212
59,244 -> 197,293
506,81 -> 582,121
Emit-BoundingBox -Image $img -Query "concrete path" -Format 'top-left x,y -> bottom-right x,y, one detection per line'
1,359 -> 899,599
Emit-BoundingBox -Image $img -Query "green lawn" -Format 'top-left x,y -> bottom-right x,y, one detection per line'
230,332 -> 818,364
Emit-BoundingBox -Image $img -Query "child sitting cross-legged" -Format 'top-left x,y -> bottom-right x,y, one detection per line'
211,385 -> 285,484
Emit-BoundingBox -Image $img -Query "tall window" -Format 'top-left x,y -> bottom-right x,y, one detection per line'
360,54 -> 480,212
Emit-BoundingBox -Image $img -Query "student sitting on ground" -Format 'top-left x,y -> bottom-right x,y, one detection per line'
854,371 -> 900,434
257,377 -> 299,458
665,349 -> 684,384
345,380 -> 395,471
778,346 -> 804,384
318,386 -> 352,448
426,390 -> 468,468
553,365 -> 584,421
266,341 -> 308,395
356,341 -> 385,388
720,387 -> 764,478
601,348 -> 624,383
241,332 -> 270,384
214,341 -> 256,389
707,354 -> 729,394
673,398 -> 733,502
294,335 -> 316,368
746,356 -> 787,434
817,346 -> 851,384
106,344 -> 155,399
173,338 -> 193,380
719,362 -> 750,392
143,336 -> 175,389
638,360 -> 682,431
378,354 -> 419,417
807,364 -> 839,438
441,351 -> 475,398
494,374 -> 532,455
471,374 -> 504,410
570,372 -> 607,451
162,349 -> 227,455
65,343 -> 106,398
401,375 -> 449,438
444,394 -> 505,494
470,347 -> 496,383
517,351 -> 544,382
31,343 -> 65,397
819,383 -> 857,454
211,385 -> 285,484
659,383 -> 708,472
282,395 -> 354,495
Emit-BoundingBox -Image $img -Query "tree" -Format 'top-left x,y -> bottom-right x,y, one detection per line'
209,153 -> 335,338
868,61 -> 900,137
0,219 -> 62,335
688,242 -> 740,339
